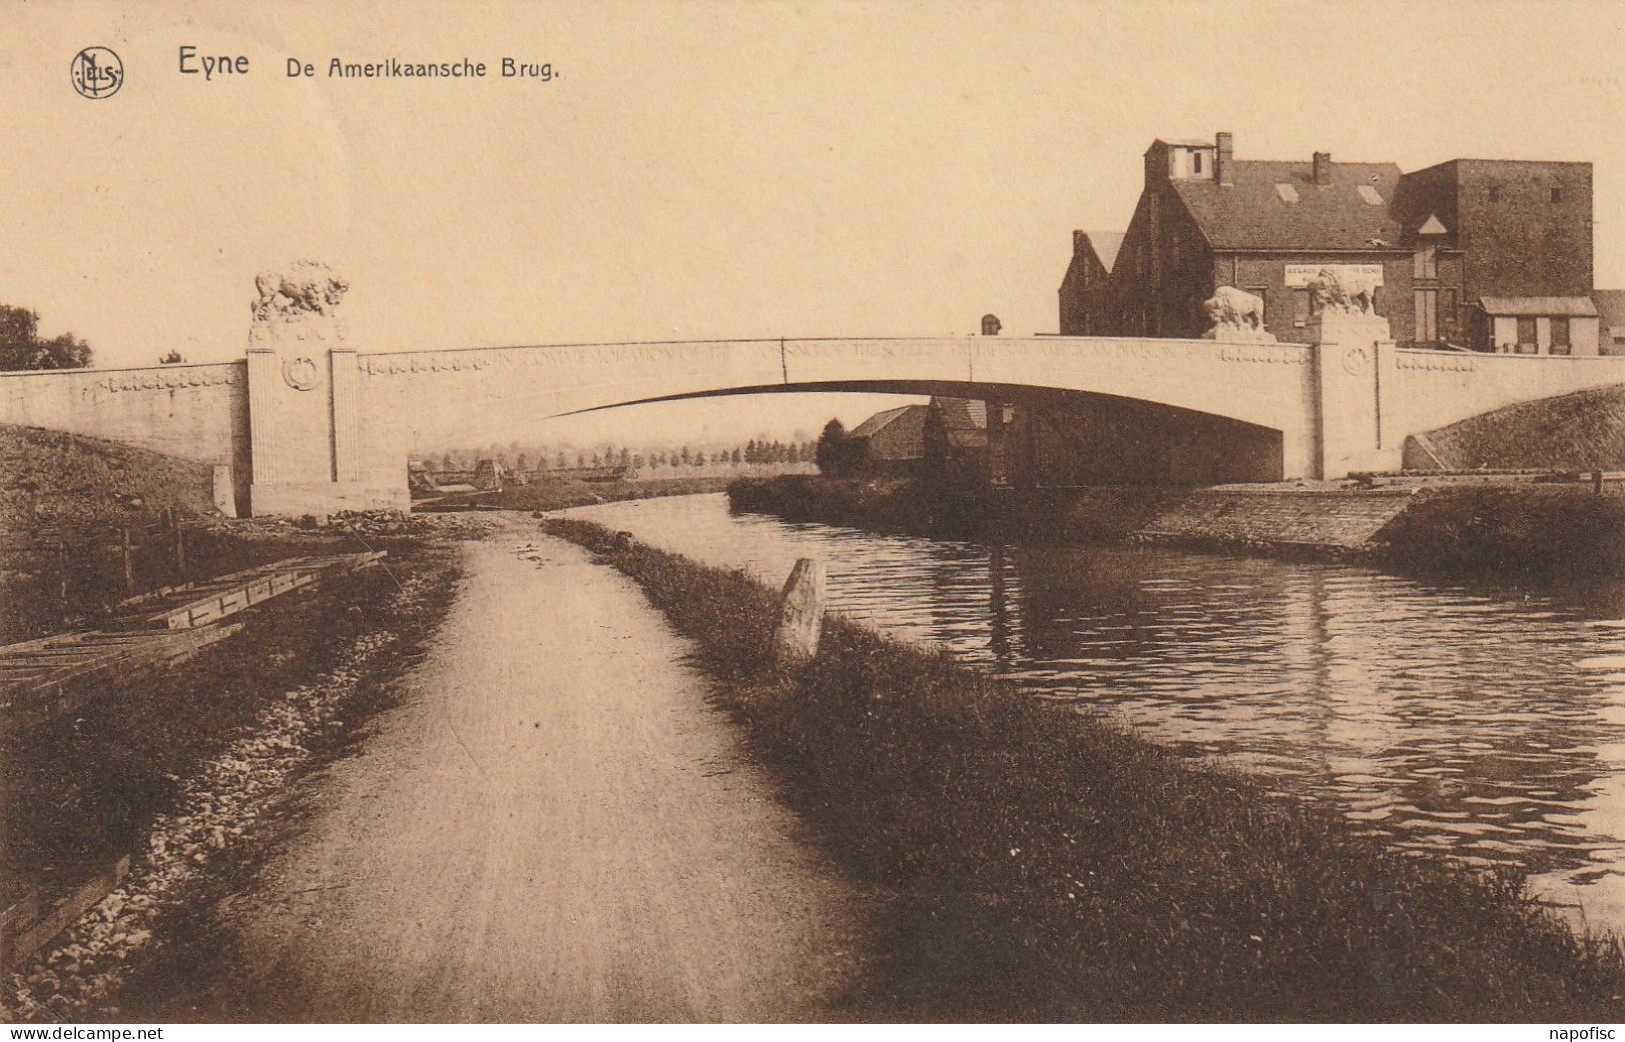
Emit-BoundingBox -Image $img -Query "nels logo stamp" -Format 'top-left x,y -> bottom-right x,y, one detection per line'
70,47 -> 123,99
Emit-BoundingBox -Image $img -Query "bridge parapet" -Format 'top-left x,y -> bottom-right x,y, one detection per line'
10,309 -> 1625,518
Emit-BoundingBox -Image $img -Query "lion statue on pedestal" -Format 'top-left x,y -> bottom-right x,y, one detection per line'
252,260 -> 349,321
1306,267 -> 1378,316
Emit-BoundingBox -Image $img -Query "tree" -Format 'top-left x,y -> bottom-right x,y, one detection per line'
556,452 -> 568,470
619,448 -> 632,467
694,450 -> 707,466
680,446 -> 692,465
159,349 -> 185,364
815,419 -> 858,476
730,447 -> 742,465
0,305 -> 92,371
515,452 -> 530,473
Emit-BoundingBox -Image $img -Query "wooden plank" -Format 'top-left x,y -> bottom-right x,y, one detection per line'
0,857 -> 130,972
0,624 -> 242,733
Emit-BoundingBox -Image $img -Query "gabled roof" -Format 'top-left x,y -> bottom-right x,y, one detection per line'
1169,160 -> 1406,251
849,403 -> 926,440
929,397 -> 988,451
930,397 -> 987,431
1479,296 -> 1598,317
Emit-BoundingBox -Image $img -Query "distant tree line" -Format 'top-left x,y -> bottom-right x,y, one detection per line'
429,438 -> 817,475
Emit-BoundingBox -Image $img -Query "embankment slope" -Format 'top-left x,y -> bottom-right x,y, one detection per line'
0,424 -> 215,529
1410,384 -> 1625,471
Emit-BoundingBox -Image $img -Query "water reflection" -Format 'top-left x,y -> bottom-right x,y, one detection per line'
567,494 -> 1625,928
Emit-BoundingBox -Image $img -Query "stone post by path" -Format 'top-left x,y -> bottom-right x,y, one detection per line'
772,558 -> 826,665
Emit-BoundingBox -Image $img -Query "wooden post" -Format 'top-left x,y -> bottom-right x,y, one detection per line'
121,528 -> 134,592
772,558 -> 826,666
1595,470 -> 1605,495
57,539 -> 69,613
174,519 -> 187,577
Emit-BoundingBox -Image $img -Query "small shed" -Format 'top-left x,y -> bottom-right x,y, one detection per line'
846,404 -> 929,475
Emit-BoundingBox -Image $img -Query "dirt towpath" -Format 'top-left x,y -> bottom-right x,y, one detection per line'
208,524 -> 870,1021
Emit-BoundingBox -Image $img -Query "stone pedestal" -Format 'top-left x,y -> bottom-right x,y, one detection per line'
1310,312 -> 1401,478
246,310 -> 407,517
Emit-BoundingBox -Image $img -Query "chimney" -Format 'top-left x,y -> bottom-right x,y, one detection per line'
1215,131 -> 1234,186
1313,151 -> 1332,186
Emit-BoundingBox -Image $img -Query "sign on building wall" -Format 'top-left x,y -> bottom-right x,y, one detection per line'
1284,264 -> 1384,288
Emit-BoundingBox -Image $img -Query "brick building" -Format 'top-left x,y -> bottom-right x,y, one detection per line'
1060,133 -> 1599,353
845,403 -> 927,475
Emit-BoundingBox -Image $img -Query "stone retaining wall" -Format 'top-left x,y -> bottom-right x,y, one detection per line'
1136,488 -> 1417,551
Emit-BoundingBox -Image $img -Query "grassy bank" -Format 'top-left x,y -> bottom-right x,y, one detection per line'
543,516 -> 1625,1021
1416,385 -> 1625,471
728,475 -> 995,537
1373,485 -> 1625,581
0,425 -> 216,530
735,474 -> 1625,583
486,472 -> 769,513
2,520 -> 474,1021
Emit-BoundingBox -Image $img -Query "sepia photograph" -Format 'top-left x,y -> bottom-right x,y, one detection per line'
4,0 -> 1625,1029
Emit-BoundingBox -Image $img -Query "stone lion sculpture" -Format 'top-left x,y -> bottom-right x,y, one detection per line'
1202,286 -> 1274,342
1306,267 -> 1378,316
252,260 -> 349,321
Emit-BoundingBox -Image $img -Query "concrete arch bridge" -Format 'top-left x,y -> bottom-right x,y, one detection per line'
3,316 -> 1623,516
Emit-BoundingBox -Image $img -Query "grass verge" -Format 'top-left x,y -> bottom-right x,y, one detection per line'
1,524 -> 471,1021
544,516 -> 1625,1022
1373,485 -> 1625,581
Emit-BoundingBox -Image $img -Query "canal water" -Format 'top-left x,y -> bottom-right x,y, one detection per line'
566,493 -> 1625,931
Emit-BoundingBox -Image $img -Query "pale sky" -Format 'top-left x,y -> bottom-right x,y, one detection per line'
5,0 -> 1625,443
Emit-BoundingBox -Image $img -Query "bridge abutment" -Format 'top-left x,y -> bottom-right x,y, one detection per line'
1310,314 -> 1404,479
245,307 -> 408,518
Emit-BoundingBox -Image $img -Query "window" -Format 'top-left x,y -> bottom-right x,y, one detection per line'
1414,289 -> 1438,344
1441,288 -> 1458,339
1551,317 -> 1571,355
1516,316 -> 1538,353
1551,187 -> 1563,203
1413,244 -> 1437,279
1293,288 -> 1312,327
1193,151 -> 1203,175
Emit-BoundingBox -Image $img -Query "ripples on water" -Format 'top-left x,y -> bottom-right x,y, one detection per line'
567,494 -> 1625,928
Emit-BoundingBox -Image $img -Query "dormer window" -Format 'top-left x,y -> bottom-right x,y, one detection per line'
1275,183 -> 1299,204
1357,185 -> 1383,205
